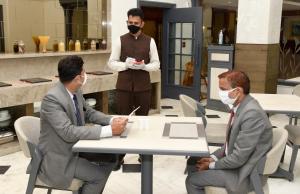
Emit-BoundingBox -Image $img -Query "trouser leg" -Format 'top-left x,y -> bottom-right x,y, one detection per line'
186,169 -> 231,194
185,157 -> 241,194
133,90 -> 151,116
74,157 -> 113,194
116,90 -> 134,115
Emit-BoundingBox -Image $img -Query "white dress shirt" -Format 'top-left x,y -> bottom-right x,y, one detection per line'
209,105 -> 239,169
66,88 -> 112,138
108,36 -> 160,72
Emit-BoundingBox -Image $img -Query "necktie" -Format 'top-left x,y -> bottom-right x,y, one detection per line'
73,95 -> 83,126
223,110 -> 235,156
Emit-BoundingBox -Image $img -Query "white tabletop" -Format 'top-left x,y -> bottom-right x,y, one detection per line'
73,116 -> 210,157
286,77 -> 300,83
251,93 -> 300,114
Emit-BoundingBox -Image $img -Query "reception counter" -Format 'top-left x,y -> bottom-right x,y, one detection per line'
0,71 -> 161,114
0,50 -> 161,120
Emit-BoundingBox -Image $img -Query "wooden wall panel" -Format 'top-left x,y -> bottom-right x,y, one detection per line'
235,44 -> 279,93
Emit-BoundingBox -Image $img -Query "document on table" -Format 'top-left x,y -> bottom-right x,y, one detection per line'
120,106 -> 140,138
128,106 -> 140,118
169,122 -> 199,139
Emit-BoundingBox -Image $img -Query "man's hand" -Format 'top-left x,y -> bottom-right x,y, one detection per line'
125,57 -> 136,69
196,162 -> 209,171
198,157 -> 214,164
125,58 -> 145,70
131,60 -> 145,70
133,60 -> 145,65
111,117 -> 128,136
196,157 -> 214,171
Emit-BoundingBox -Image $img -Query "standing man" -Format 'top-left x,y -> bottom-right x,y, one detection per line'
38,56 -> 128,194
185,71 -> 273,194
108,8 -> 160,116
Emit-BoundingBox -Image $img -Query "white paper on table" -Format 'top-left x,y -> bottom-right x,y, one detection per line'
169,123 -> 198,139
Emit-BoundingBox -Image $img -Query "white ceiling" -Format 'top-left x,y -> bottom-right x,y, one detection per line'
202,0 -> 300,11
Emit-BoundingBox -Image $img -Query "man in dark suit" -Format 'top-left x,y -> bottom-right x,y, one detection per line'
186,70 -> 273,194
38,56 -> 128,194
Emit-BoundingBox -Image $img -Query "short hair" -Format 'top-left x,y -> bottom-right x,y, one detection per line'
58,56 -> 84,83
127,8 -> 144,20
218,70 -> 250,94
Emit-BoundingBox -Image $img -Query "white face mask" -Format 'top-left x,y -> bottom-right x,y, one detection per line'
81,72 -> 87,86
218,88 -> 237,108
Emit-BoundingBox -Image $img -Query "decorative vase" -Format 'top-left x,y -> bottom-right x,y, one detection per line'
32,36 -> 40,53
38,36 -> 50,53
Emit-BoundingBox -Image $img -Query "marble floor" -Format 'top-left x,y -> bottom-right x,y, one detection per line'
0,98 -> 299,194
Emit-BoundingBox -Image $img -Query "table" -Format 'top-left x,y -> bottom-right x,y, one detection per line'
251,93 -> 300,180
277,77 -> 300,88
287,77 -> 300,83
73,116 -> 210,194
251,93 -> 300,116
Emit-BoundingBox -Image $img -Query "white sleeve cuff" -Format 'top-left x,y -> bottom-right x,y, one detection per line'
210,155 -> 218,162
109,117 -> 115,125
209,162 -> 216,169
100,125 -> 112,138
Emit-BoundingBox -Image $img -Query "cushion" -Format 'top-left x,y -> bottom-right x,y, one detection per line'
205,123 -> 227,144
285,125 -> 300,145
36,177 -> 83,191
205,183 -> 269,194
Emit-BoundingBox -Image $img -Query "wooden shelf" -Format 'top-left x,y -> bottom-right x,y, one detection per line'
0,50 -> 111,59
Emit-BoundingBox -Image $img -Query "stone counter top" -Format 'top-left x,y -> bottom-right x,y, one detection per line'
0,50 -> 111,59
0,71 -> 161,108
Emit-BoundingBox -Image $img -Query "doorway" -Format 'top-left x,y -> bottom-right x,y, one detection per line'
212,8 -> 237,44
141,6 -> 164,63
139,1 -> 203,100
139,1 -> 176,67
138,1 -> 175,105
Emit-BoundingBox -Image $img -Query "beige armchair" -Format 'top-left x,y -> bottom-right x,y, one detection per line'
205,128 -> 288,194
282,124 -> 300,181
14,116 -> 83,194
179,94 -> 227,145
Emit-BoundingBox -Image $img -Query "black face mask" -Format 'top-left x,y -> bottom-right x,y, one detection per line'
128,25 -> 141,34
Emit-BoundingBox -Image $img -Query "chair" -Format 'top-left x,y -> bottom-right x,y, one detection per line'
14,116 -> 83,194
179,94 -> 227,145
292,84 -> 300,97
205,128 -> 288,194
281,124 -> 300,181
288,84 -> 300,125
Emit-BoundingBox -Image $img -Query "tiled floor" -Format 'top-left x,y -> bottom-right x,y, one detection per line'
0,98 -> 299,194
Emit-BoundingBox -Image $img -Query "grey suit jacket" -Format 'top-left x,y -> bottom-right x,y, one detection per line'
37,82 -> 112,189
212,95 -> 273,193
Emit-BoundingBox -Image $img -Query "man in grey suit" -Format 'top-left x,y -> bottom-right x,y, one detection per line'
38,56 -> 128,194
186,70 -> 273,194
